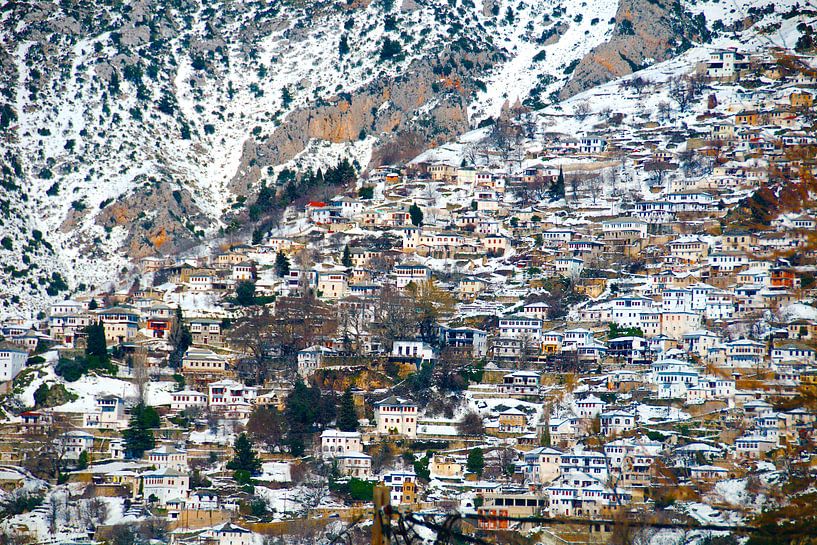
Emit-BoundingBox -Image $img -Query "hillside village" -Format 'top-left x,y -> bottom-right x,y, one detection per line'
0,44 -> 817,545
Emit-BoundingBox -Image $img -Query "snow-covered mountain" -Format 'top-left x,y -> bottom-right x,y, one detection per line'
0,0 -> 811,316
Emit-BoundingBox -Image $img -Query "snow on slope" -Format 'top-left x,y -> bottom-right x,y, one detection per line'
468,0 -> 619,121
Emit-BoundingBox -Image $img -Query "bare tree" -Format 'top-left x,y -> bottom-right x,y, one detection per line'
372,285 -> 416,351
668,76 -> 694,112
46,494 -> 65,535
81,497 -> 109,530
657,101 -> 672,122
573,101 -> 591,121
494,447 -> 518,480
130,346 -> 149,404
457,411 -> 484,436
586,175 -> 603,205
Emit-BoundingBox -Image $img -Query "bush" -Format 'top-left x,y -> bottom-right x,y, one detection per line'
330,478 -> 375,501
55,357 -> 86,382
380,38 -> 403,60
233,470 -> 252,485
0,490 -> 43,516
0,237 -> 11,251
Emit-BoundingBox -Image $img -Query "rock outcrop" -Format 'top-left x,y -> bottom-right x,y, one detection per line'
561,0 -> 691,98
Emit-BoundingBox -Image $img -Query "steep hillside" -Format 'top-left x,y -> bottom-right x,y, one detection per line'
0,0 -> 803,316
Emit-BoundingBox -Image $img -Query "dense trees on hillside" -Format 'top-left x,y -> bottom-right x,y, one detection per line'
248,159 -> 357,243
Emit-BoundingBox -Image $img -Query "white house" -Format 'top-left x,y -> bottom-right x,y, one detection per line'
199,523 -> 254,545
141,468 -> 189,505
498,315 -> 543,341
0,347 -> 27,383
575,395 -> 606,420
208,379 -> 256,411
523,447 -> 563,484
374,396 -> 418,438
560,448 -> 608,479
382,470 -> 417,505
146,445 -> 188,471
336,452 -> 373,479
170,390 -> 208,412
600,411 -> 636,437
83,394 -> 128,430
391,340 -> 437,365
297,345 -> 337,378
59,430 -> 95,461
393,264 -> 432,288
320,430 -> 363,458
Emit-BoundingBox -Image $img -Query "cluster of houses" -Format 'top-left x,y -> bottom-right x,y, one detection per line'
0,46 -> 816,542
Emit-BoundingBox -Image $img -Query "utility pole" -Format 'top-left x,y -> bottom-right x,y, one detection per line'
372,485 -> 391,545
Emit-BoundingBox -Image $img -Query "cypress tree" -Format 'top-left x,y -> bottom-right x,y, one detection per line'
409,203 -> 423,226
337,388 -> 359,432
550,166 -> 565,201
85,323 -> 108,362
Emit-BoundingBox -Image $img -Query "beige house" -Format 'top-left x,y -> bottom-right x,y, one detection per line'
429,454 -> 465,480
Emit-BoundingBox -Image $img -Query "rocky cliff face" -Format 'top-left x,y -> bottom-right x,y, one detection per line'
560,0 -> 705,98
231,50 -> 491,193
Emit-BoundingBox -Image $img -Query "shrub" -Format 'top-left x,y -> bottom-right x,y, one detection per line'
380,38 -> 403,60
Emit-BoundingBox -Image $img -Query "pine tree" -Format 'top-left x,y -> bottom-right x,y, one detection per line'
88,298 -> 98,310
337,388 -> 359,432
409,203 -> 423,226
226,433 -> 262,474
341,245 -> 353,268
275,252 -> 290,277
466,447 -> 484,477
123,403 -> 159,458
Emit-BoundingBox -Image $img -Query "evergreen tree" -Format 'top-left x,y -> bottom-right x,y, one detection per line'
33,383 -> 49,407
85,323 -> 108,362
226,433 -> 262,474
235,281 -> 257,306
168,307 -> 192,368
77,451 -> 89,470
341,245 -> 353,268
338,34 -> 350,57
409,203 -> 423,226
466,447 -> 484,477
550,166 -> 565,201
285,380 -> 319,434
274,252 -> 291,277
123,403 -> 159,458
88,298 -> 98,310
337,388 -> 359,432
541,417 -> 551,447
